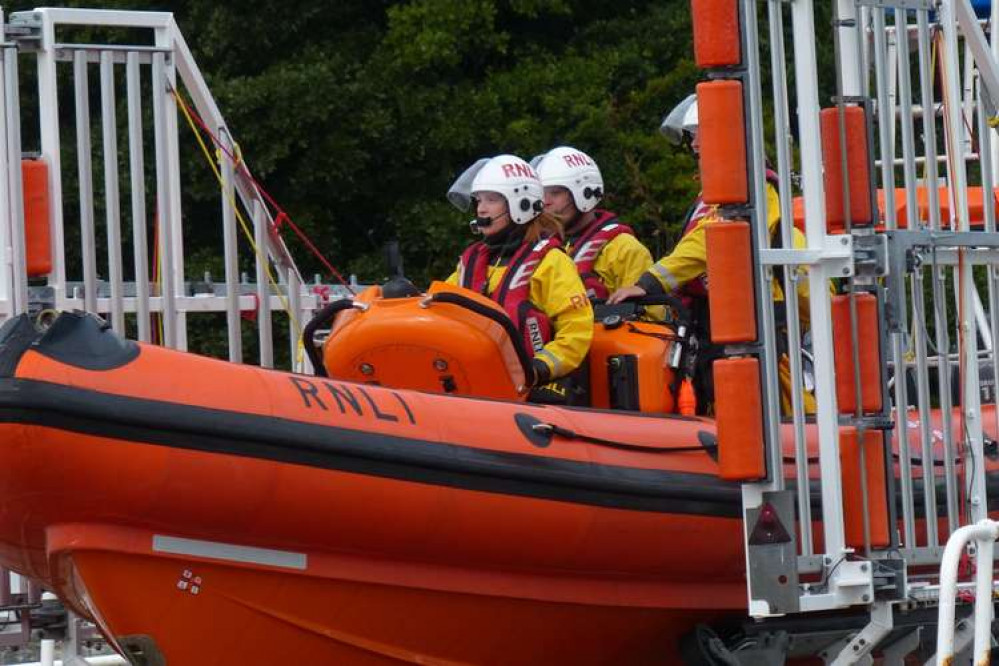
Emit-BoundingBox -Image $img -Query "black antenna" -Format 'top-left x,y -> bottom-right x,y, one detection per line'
384,240 -> 404,278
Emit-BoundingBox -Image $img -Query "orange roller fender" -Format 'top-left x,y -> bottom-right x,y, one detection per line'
22,158 -> 51,277
714,357 -> 766,481
691,0 -> 741,68
697,80 -> 748,205
820,106 -> 873,232
832,293 -> 883,414
705,219 -> 756,344
840,426 -> 890,549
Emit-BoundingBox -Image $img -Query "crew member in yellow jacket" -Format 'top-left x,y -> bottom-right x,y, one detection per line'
445,154 -> 593,401
609,94 -> 816,415
532,146 -> 654,298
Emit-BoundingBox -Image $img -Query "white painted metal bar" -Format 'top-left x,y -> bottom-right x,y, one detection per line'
39,640 -> 53,666
0,40 -> 13,316
916,9 -> 942,229
74,50 -> 98,314
31,7 -> 173,29
156,24 -> 187,351
993,0 -> 999,173
35,9 -> 67,297
1,43 -> 26,314
873,7 -> 898,230
151,51 -> 176,347
979,60 -> 999,476
770,0 -> 812,556
253,199 -> 273,368
791,0 -> 846,559
288,266 -> 301,372
219,128 -> 242,362
126,52 -> 150,342
893,7 -> 919,548
743,0 -> 782,480
911,269 -> 939,546
955,0 -> 999,116
101,51 -> 125,334
941,0 -> 988,528
12,656 -> 127,666
972,535 -> 995,662
932,263 -> 960,534
936,519 -> 999,664
896,9 -> 920,227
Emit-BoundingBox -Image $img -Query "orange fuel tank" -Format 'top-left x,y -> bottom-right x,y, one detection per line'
589,318 -> 677,413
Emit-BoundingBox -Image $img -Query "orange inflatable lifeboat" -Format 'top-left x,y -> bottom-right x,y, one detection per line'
0,308 -> 994,665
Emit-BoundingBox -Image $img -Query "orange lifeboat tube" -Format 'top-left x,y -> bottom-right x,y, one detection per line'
0,310 -> 995,664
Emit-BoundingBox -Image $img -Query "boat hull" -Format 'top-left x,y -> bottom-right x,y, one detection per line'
0,313 -> 994,664
52,525 -> 734,665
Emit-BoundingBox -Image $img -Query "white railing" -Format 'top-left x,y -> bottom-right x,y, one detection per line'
0,7 -> 345,372
936,519 -> 999,665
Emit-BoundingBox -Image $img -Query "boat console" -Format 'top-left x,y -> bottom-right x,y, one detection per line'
307,283 -> 688,414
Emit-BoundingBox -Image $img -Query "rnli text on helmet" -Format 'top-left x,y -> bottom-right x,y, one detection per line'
501,163 -> 538,179
562,153 -> 594,168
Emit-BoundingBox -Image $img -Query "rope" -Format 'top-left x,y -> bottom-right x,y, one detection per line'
172,88 -> 306,364
169,86 -> 355,296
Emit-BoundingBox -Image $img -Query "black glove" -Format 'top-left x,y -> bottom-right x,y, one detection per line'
531,358 -> 552,387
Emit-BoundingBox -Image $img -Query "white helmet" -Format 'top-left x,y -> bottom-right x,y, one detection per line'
470,154 -> 544,225
534,146 -> 604,213
661,93 -> 698,146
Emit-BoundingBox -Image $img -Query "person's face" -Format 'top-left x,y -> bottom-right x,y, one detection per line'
543,186 -> 577,219
690,130 -> 700,154
475,191 -> 511,236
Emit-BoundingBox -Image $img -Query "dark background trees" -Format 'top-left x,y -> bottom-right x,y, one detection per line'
11,0 -> 709,285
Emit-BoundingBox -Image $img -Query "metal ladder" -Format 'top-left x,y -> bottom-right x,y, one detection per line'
702,0 -> 999,663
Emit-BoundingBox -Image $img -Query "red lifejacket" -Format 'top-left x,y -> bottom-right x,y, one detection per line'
457,236 -> 561,356
567,210 -> 635,299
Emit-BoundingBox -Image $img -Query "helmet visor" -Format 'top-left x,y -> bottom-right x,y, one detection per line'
660,94 -> 698,145
446,158 -> 490,212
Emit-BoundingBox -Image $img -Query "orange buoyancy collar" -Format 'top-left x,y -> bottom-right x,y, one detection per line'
458,236 -> 562,356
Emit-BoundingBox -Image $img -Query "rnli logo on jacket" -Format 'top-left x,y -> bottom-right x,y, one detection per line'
562,153 -> 594,168
501,163 -> 538,179
526,316 -> 544,352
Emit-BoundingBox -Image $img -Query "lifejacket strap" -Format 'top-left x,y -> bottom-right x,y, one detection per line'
638,271 -> 666,295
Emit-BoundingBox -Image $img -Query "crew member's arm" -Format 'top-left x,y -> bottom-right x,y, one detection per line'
608,210 -> 718,304
529,250 -> 594,381
594,233 -> 655,293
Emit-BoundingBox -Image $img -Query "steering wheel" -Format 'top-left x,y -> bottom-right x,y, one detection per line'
591,293 -> 692,330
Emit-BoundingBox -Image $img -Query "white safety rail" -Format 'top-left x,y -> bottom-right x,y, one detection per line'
0,7 -> 349,370
936,519 -> 999,665
711,0 -> 999,663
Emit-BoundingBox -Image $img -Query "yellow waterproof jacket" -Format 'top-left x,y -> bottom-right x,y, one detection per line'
639,183 -> 812,315
446,248 -> 593,379
564,226 -> 655,294
639,183 -> 818,414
